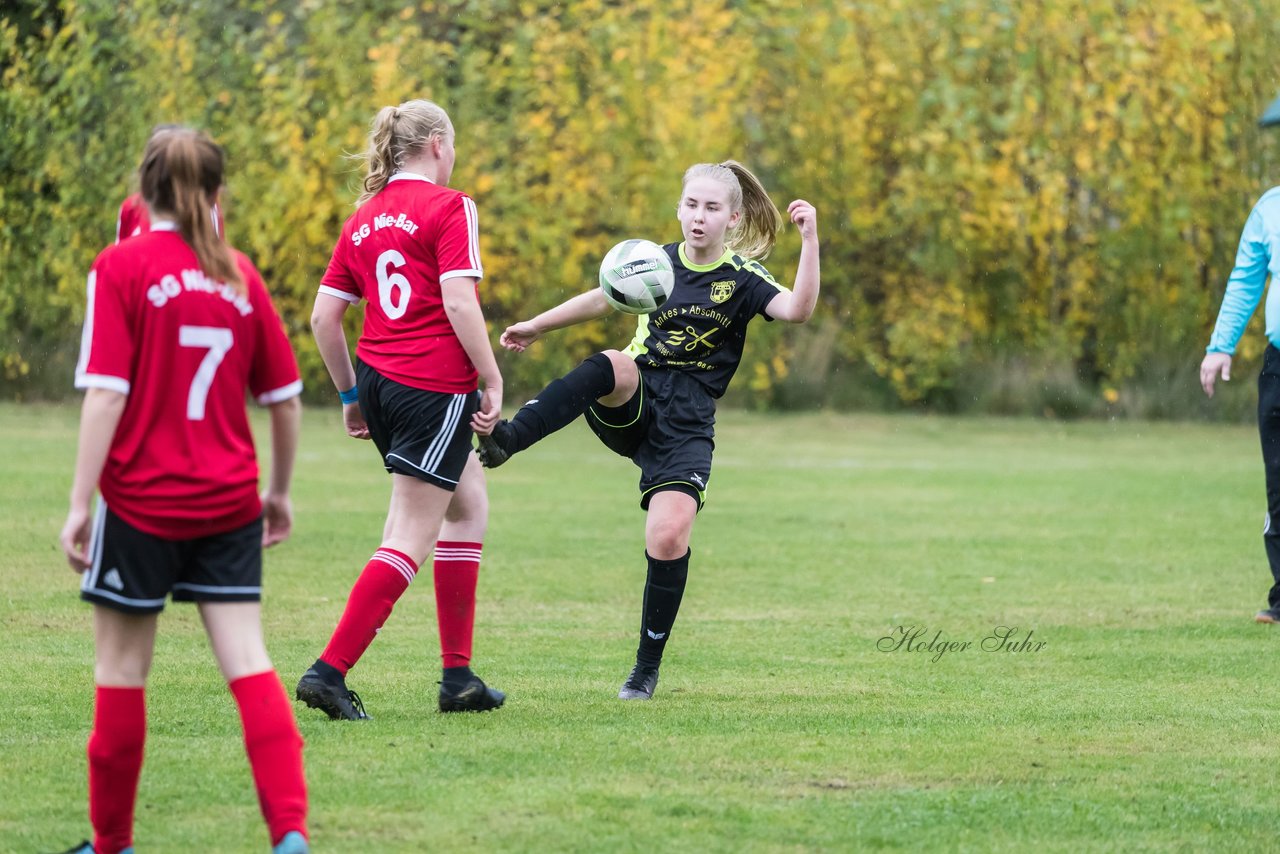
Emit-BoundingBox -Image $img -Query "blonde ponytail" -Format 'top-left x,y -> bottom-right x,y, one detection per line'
355,99 -> 453,206
721,160 -> 782,261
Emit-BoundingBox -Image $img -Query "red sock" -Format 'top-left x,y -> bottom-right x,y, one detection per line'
320,548 -> 419,674
230,671 -> 308,845
88,685 -> 145,854
434,541 -> 482,668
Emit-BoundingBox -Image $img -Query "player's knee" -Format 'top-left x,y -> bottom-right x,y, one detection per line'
647,525 -> 690,560
598,350 -> 634,381
445,482 -> 488,526
594,350 -> 637,406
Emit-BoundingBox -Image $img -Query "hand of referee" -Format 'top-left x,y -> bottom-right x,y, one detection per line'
1200,352 -> 1232,398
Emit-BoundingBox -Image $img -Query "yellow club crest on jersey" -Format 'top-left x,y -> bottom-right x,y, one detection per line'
709,280 -> 736,304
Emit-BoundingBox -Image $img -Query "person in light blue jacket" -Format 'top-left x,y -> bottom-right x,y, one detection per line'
1201,186 -> 1280,622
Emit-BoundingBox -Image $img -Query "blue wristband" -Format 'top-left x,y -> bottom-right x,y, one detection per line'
339,385 -> 358,404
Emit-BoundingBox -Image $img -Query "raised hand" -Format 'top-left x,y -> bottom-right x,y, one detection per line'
788,199 -> 818,241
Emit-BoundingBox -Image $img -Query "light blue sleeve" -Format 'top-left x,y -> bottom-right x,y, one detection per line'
1207,206 -> 1272,354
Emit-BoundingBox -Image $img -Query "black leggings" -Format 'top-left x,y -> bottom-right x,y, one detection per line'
1258,345 -> 1280,606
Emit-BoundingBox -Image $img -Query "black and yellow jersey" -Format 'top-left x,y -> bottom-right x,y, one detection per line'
623,242 -> 789,398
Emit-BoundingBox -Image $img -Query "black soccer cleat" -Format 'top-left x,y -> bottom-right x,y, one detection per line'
295,667 -> 370,721
55,841 -> 103,854
54,842 -> 129,854
618,663 -> 660,700
475,420 -> 514,468
439,673 -> 506,712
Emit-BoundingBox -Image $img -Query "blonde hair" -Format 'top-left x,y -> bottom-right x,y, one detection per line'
681,160 -> 782,260
139,128 -> 243,293
356,99 -> 453,206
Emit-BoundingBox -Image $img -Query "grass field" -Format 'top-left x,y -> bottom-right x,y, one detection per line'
3,401 -> 1279,852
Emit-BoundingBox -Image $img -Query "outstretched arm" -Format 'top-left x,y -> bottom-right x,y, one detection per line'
765,199 -> 820,324
500,288 -> 612,352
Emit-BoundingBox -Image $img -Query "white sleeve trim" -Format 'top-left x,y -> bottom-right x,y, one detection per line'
439,269 -> 484,283
256,379 -> 303,405
462,196 -> 482,274
318,285 -> 361,304
75,270 -> 97,379
75,374 -> 131,395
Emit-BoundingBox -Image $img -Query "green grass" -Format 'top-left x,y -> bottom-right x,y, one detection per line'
3,402 -> 1278,852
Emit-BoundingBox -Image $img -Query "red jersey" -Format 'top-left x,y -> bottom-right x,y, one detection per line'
116,193 -> 224,243
76,222 -> 302,539
318,173 -> 483,393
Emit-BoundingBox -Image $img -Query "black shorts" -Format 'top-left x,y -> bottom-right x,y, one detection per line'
586,366 -> 716,510
80,504 -> 263,615
357,360 -> 477,491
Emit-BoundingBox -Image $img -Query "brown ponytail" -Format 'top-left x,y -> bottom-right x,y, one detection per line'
681,160 -> 783,260
139,128 -> 243,292
355,99 -> 453,206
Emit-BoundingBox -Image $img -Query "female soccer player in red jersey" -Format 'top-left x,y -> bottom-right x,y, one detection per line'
479,161 -> 820,701
59,128 -> 309,854
294,99 -> 507,719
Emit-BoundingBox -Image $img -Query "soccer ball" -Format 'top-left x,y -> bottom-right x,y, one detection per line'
598,239 -> 674,315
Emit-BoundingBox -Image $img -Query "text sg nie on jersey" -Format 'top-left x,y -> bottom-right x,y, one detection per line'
351,212 -> 421,246
145,268 -> 255,317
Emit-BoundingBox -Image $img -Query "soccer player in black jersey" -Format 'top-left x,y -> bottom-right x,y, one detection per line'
478,160 -> 820,700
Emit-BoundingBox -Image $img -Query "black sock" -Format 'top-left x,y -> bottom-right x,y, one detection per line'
442,665 -> 474,688
310,659 -> 343,684
635,549 -> 690,669
507,352 -> 616,452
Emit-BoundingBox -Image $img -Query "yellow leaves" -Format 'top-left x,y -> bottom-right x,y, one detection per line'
3,0 -> 1277,406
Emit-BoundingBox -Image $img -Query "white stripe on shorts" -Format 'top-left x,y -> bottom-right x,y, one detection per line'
171,582 -> 263,596
81,501 -> 108,594
384,454 -> 461,485
419,392 -> 466,474
85,587 -> 168,609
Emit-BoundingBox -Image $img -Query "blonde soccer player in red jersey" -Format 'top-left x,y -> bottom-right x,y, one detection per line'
59,128 -> 309,854
294,99 -> 507,719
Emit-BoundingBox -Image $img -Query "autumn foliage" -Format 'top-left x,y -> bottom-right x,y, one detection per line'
3,0 -> 1279,414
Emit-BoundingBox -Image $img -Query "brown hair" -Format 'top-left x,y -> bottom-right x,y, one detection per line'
139,128 -> 242,292
356,99 -> 453,206
681,160 -> 783,260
